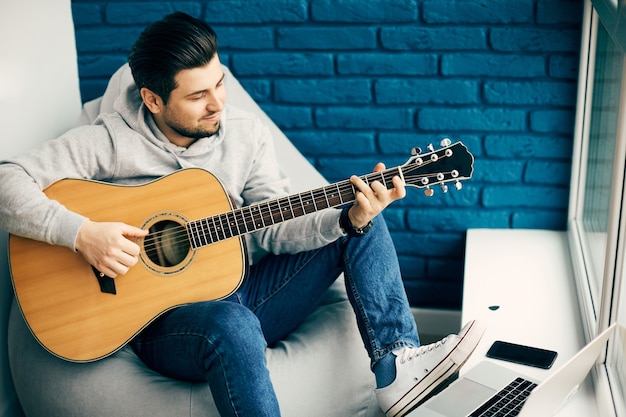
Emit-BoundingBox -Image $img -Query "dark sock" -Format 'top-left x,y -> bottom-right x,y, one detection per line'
374,351 -> 397,388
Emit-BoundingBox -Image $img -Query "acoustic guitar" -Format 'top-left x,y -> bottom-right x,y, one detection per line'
9,141 -> 473,362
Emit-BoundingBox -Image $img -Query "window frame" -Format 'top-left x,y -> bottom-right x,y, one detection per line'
568,0 -> 626,415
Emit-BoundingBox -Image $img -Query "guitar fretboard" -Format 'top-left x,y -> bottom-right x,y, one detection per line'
186,168 -> 401,249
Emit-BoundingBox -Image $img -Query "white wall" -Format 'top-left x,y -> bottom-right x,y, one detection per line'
0,1 -> 82,415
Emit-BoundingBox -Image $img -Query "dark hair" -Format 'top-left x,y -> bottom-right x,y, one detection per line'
128,12 -> 218,103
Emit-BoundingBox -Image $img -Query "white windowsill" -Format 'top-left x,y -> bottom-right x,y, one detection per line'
461,228 -> 599,416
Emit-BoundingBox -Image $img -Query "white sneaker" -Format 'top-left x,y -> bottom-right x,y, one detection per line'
375,320 -> 485,417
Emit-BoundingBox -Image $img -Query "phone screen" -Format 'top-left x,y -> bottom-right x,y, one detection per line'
486,341 -> 558,369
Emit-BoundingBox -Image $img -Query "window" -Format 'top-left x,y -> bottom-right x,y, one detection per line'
568,0 -> 626,415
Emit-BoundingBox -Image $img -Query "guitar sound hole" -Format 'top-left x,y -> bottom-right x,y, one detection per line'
144,220 -> 190,267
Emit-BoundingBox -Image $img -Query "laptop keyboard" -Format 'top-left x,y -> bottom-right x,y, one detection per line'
469,377 -> 538,416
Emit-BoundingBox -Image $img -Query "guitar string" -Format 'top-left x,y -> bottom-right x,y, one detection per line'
139,155 -> 460,252
140,162 -> 461,253
140,168 -> 457,253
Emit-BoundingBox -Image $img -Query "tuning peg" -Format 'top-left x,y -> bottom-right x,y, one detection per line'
424,187 -> 434,197
411,147 -> 422,156
441,183 -> 449,193
427,144 -> 435,152
440,138 -> 451,147
455,181 -> 463,190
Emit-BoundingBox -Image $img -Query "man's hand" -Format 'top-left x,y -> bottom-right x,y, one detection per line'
76,220 -> 148,278
348,162 -> 406,228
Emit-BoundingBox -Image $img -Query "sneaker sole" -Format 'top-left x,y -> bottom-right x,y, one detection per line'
385,320 -> 486,417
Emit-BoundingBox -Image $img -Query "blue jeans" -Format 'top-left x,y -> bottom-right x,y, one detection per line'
131,215 -> 419,416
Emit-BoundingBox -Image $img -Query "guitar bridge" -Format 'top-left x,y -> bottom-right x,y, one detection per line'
91,266 -> 116,295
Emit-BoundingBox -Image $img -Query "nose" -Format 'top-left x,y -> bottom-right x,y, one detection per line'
206,91 -> 224,112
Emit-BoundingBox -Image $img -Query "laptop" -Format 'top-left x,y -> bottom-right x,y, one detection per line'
408,323 -> 618,417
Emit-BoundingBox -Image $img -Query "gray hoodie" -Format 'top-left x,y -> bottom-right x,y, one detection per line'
0,68 -> 343,264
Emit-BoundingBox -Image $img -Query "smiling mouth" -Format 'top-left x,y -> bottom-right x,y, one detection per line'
202,113 -> 220,122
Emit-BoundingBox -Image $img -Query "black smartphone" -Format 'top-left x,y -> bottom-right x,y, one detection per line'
486,340 -> 558,369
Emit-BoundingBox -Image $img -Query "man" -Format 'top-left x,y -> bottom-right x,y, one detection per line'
0,12 -> 484,417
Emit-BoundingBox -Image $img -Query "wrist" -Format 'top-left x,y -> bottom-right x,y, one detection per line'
339,206 -> 373,237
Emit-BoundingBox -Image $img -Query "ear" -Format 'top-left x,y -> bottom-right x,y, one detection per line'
140,87 -> 163,114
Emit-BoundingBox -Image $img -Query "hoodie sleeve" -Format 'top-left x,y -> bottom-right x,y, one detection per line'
0,124 -> 117,250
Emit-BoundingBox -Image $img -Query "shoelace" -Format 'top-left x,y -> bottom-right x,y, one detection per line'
399,337 -> 448,364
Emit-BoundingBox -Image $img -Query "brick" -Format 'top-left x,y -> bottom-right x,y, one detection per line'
484,134 -> 573,160
383,208 -> 406,231
105,2 -> 202,24
549,55 -> 581,79
275,79 -> 372,104
315,107 -> 414,130
484,80 -> 577,106
483,185 -> 569,209
311,0 -> 418,23
74,27 -> 143,53
473,159 -> 524,184
231,53 -> 334,76
401,184 -> 480,208
408,208 -> 510,232
397,255 -> 426,279
424,0 -> 533,24
491,28 -> 581,52
537,1 -> 584,25
375,79 -> 479,105
79,79 -> 109,103
525,161 -> 572,185
442,54 -> 545,78
317,157 -> 384,182
426,259 -> 464,282
404,280 -> 462,309
216,27 -> 275,50
277,27 -> 376,50
391,232 -> 465,257
381,27 -> 487,51
512,210 -> 567,230
72,3 -> 102,26
237,79 -> 271,102
286,131 -> 376,155
530,110 -> 575,134
78,54 -> 128,77
379,133 -> 483,156
337,53 -> 437,76
205,0 -> 308,23
418,108 -> 527,132
259,104 -> 313,129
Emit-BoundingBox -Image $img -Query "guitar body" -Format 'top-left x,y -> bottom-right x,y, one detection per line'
9,168 -> 246,362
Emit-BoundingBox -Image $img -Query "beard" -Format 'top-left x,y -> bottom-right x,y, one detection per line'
161,107 -> 221,141
168,119 -> 220,140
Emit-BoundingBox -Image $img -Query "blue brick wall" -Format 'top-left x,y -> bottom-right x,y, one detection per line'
70,0 -> 583,309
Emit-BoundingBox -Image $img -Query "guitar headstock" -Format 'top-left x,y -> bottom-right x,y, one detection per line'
401,139 -> 474,196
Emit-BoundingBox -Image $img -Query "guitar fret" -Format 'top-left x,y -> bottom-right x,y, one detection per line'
219,213 -> 232,240
309,191 -> 318,213
300,192 -> 314,214
249,205 -> 264,229
260,201 -> 273,227
194,220 -> 208,246
197,220 -> 209,246
267,199 -> 282,224
313,188 -> 328,210
234,209 -> 247,234
280,196 -> 290,220
228,211 -> 240,237
187,222 -> 200,249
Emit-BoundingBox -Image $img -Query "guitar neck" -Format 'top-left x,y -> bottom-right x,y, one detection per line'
186,167 -> 402,249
